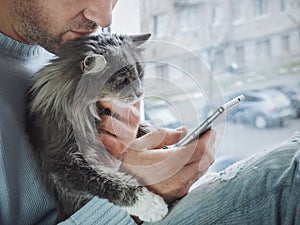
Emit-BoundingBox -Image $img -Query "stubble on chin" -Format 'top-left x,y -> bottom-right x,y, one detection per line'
12,0 -> 63,52
12,0 -> 99,53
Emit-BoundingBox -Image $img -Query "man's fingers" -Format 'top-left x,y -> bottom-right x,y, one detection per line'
130,127 -> 188,151
123,129 -> 215,185
97,101 -> 140,126
185,129 -> 216,164
122,142 -> 200,185
100,115 -> 137,142
99,132 -> 127,159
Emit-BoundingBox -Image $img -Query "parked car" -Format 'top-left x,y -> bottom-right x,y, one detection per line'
266,85 -> 300,118
226,89 -> 293,129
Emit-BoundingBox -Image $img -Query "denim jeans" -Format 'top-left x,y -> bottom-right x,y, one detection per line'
145,132 -> 300,225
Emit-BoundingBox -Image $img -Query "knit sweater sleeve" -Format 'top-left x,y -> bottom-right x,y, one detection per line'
59,197 -> 136,225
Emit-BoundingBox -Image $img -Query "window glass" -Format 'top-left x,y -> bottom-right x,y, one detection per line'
212,2 -> 223,26
113,0 -> 300,171
254,0 -> 268,16
177,4 -> 203,32
280,0 -> 287,11
232,0 -> 243,23
154,14 -> 168,37
282,35 -> 290,55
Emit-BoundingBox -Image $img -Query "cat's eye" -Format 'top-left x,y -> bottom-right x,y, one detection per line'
116,77 -> 128,85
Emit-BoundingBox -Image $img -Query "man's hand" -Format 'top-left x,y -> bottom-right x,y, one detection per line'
98,101 -> 216,205
97,101 -> 141,159
122,128 -> 215,204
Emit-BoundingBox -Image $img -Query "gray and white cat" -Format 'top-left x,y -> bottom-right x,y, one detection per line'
26,33 -> 168,222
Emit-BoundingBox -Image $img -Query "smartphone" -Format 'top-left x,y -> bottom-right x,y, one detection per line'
173,95 -> 245,147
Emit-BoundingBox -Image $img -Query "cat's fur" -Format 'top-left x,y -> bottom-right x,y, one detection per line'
26,33 -> 168,222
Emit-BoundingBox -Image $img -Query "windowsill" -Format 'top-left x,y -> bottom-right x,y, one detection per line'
178,27 -> 199,33
211,22 -> 220,27
254,14 -> 269,20
232,19 -> 244,26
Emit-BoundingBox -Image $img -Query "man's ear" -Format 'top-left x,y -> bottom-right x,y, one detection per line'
81,54 -> 107,75
129,33 -> 151,46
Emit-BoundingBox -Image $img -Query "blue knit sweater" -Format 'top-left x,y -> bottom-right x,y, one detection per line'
0,33 -> 135,225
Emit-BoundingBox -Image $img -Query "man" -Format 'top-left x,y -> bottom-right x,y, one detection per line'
0,0 -> 215,224
0,1 -> 299,225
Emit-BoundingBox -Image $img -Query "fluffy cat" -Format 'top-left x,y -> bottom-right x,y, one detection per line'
26,33 -> 168,222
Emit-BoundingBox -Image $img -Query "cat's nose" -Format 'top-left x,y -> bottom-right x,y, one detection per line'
136,90 -> 144,98
135,87 -> 143,98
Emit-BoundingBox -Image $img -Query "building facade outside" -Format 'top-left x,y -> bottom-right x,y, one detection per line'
140,0 -> 300,79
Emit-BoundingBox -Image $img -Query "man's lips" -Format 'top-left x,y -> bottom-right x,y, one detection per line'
61,30 -> 95,43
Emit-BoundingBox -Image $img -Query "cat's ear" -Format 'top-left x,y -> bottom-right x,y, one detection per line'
81,54 -> 107,74
129,33 -> 151,46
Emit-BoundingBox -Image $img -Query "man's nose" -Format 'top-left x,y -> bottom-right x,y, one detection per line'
83,0 -> 117,28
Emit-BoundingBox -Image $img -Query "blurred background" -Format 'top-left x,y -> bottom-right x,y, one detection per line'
112,0 -> 300,172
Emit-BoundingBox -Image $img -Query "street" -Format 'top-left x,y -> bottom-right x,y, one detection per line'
218,118 -> 300,158
208,117 -> 300,172
216,73 -> 300,157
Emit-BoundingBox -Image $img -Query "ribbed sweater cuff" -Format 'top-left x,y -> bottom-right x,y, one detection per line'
0,32 -> 45,59
59,197 -> 136,225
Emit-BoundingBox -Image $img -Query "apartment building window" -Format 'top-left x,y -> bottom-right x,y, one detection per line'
156,63 -> 169,79
281,35 -> 290,55
153,13 -> 167,37
256,39 -> 271,58
212,3 -> 223,26
178,4 -> 202,32
214,50 -> 225,70
280,0 -> 287,11
232,0 -> 243,23
183,56 -> 198,75
101,27 -> 111,33
254,0 -> 268,16
236,45 -> 245,65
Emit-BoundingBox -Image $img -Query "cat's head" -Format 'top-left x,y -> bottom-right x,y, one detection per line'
43,33 -> 151,168
57,33 -> 151,107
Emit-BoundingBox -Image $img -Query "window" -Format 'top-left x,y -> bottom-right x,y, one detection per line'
236,45 -> 245,65
232,0 -> 243,23
281,35 -> 290,55
178,4 -> 203,32
280,0 -> 287,11
183,56 -> 199,75
256,39 -> 271,58
212,3 -> 223,26
254,0 -> 268,16
153,14 -> 167,37
215,49 -> 225,69
138,0 -> 300,172
101,27 -> 111,33
156,63 -> 169,79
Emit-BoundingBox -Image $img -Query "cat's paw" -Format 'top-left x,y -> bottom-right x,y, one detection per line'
124,188 -> 168,222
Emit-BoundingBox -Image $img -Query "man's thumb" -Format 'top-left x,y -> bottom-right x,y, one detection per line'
131,127 -> 188,150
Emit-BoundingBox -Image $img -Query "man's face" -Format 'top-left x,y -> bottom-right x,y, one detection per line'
11,0 -> 117,52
